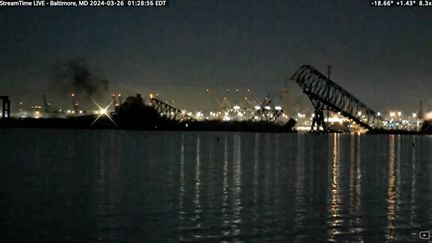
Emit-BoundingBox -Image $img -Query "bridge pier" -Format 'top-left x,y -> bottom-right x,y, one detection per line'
0,96 -> 11,119
311,108 -> 327,132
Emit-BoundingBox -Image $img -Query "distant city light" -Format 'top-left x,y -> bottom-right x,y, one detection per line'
326,117 -> 346,123
297,113 -> 306,118
254,106 -> 261,110
275,106 -> 282,111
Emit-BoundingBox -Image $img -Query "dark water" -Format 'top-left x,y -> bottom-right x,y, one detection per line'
1,129 -> 432,242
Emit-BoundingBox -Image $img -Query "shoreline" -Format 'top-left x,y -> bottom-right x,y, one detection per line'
0,116 -> 429,135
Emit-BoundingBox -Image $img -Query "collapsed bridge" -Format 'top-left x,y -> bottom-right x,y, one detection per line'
149,97 -> 194,122
291,65 -> 384,131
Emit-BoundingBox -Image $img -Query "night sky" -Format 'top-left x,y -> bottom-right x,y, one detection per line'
0,0 -> 431,115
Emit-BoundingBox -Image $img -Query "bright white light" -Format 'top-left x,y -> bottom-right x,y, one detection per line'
326,117 -> 346,123
357,111 -> 362,116
389,112 -> 396,117
233,105 -> 240,110
264,106 -> 271,110
397,111 -> 402,117
377,112 -> 381,116
254,106 -> 261,110
99,108 -> 108,115
91,101 -> 117,127
275,106 -> 282,111
412,113 -> 417,118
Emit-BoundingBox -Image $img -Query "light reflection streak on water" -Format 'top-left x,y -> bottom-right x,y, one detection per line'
386,135 -> 397,241
410,136 -> 416,226
253,134 -> 259,208
192,136 -> 201,232
264,135 -> 271,206
349,135 -> 355,216
295,134 -> 305,231
355,135 -> 362,233
231,134 -> 242,237
348,135 -> 363,239
221,137 -> 229,236
328,133 -> 341,241
178,135 -> 185,241
274,134 -> 280,207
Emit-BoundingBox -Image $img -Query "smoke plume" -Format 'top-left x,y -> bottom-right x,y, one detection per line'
52,58 -> 109,99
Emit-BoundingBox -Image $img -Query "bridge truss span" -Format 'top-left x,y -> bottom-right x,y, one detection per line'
291,65 -> 384,131
150,98 -> 194,122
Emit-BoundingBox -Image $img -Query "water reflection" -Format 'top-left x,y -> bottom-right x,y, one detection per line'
328,133 -> 341,241
231,134 -> 242,237
347,134 -> 363,240
2,131 -> 432,242
410,136 -> 416,226
178,135 -> 185,240
221,136 -> 229,237
192,136 -> 201,230
295,134 -> 305,233
386,135 -> 398,241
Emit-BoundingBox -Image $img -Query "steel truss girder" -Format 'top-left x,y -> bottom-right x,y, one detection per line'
252,109 -> 283,123
150,98 -> 193,122
291,65 -> 383,130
